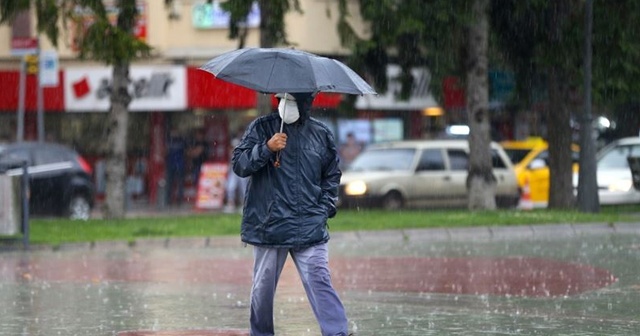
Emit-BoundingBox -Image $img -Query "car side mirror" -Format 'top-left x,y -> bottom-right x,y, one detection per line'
529,158 -> 546,170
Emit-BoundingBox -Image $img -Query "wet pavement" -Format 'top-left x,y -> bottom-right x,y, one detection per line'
1,223 -> 640,335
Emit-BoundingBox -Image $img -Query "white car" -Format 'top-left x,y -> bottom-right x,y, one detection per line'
591,137 -> 640,205
338,140 -> 520,210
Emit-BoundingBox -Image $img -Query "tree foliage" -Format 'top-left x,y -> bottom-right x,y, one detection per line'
1,0 -> 152,219
1,0 -> 152,65
220,0 -> 301,48
336,0 -> 470,99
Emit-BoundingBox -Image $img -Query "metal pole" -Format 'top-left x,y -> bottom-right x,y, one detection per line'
17,56 -> 26,142
37,37 -> 45,142
21,161 -> 29,250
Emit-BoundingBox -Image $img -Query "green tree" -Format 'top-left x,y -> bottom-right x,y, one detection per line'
338,0 -> 498,209
492,0 -> 640,211
220,0 -> 301,115
1,0 -> 152,219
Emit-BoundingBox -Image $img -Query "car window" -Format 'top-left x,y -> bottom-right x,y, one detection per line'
503,149 -> 530,164
491,150 -> 508,169
34,147 -> 71,165
0,148 -> 31,166
447,149 -> 468,171
598,144 -> 640,169
533,150 -> 549,166
348,148 -> 416,171
416,149 -> 445,171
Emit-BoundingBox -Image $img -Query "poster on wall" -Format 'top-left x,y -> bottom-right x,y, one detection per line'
337,119 -> 372,144
373,119 -> 403,143
64,66 -> 187,112
192,1 -> 260,29
195,162 -> 228,210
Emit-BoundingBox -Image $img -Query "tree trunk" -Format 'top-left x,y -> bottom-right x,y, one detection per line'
103,65 -> 131,219
466,0 -> 496,210
577,0 -> 599,212
546,68 -> 575,209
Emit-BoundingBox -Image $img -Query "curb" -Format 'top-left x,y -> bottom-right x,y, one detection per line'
2,222 -> 638,253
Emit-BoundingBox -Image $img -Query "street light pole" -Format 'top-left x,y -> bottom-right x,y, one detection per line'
16,56 -> 26,142
36,35 -> 45,142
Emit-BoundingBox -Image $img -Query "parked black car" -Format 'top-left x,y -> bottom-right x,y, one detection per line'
0,142 -> 95,220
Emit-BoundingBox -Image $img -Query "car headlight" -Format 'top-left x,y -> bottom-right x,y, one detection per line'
345,180 -> 367,196
608,180 -> 632,192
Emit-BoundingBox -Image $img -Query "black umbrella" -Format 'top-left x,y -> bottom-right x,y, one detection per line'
199,47 -> 377,95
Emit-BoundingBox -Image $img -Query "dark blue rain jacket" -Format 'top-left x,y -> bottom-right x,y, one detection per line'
232,94 -> 341,248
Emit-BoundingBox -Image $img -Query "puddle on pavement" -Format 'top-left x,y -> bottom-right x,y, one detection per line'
0,232 -> 638,335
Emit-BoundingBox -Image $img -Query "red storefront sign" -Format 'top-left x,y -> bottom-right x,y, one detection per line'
0,71 -> 64,112
188,67 -> 343,110
0,67 -> 342,112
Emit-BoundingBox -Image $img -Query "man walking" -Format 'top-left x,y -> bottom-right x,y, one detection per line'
231,92 -> 350,336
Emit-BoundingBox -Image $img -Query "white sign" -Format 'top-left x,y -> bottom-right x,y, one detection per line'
356,65 -> 439,111
39,50 -> 59,87
64,66 -> 187,112
192,1 -> 260,29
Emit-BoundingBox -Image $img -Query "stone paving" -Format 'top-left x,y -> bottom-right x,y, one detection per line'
1,222 -> 640,335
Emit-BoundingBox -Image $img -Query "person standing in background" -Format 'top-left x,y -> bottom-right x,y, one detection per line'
224,130 -> 248,213
339,132 -> 363,170
187,128 -> 209,188
166,128 -> 186,205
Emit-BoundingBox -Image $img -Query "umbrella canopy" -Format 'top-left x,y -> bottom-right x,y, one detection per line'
199,47 -> 377,95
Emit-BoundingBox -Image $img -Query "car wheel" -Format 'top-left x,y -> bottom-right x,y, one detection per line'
382,191 -> 403,210
67,195 -> 92,220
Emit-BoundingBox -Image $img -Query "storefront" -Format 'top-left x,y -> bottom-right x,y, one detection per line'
0,65 -> 349,205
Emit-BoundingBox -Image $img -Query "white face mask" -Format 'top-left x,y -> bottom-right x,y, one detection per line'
278,97 -> 300,124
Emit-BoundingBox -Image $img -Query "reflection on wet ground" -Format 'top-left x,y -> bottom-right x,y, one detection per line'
0,223 -> 639,335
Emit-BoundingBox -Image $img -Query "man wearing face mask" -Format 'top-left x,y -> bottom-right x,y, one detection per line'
232,92 -> 350,336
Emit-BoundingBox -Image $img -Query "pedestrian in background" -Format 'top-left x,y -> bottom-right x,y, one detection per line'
232,92 -> 350,336
224,131 -> 248,213
339,131 -> 363,170
187,128 -> 209,188
165,128 -> 186,205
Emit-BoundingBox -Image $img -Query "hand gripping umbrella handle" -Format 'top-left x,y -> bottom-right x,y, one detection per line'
274,93 -> 288,167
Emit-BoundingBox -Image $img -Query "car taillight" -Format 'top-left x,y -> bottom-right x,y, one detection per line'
77,156 -> 93,175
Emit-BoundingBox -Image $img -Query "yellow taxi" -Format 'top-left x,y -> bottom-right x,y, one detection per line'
500,137 -> 579,208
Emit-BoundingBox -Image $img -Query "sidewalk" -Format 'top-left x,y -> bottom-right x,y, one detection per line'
1,221 -> 639,335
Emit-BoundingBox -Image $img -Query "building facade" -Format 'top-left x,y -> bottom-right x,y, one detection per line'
0,0 -> 436,204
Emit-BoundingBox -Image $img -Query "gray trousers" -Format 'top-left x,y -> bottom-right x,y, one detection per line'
250,243 -> 349,336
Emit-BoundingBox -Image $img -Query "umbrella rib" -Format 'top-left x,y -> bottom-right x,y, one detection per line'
266,52 -> 280,93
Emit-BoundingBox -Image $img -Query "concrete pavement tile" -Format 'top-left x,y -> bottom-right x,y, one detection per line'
447,226 -> 492,241
488,225 -> 535,240
530,223 -> 577,239
355,229 -> 407,242
571,222 -> 618,236
402,228 -> 450,242
611,222 -> 640,235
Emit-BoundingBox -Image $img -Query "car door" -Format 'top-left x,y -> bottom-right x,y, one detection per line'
411,148 -> 450,207
525,150 -> 551,203
444,148 -> 469,206
31,147 -> 74,213
491,148 -> 518,196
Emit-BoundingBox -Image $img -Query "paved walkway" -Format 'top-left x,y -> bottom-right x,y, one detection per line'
1,222 -> 639,335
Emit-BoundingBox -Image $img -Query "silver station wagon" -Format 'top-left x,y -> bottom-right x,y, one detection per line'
338,140 -> 520,210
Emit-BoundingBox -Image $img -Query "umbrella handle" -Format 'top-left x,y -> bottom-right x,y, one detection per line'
274,93 -> 288,167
